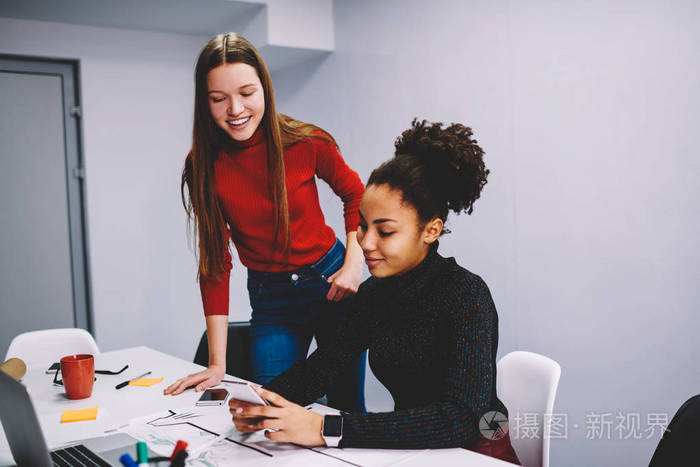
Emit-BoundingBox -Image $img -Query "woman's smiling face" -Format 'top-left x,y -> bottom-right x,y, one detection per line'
206,62 -> 265,141
357,184 -> 441,278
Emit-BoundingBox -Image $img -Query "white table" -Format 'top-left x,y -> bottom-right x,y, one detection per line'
0,346 -> 512,466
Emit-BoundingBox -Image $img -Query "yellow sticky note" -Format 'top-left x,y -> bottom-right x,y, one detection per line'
61,407 -> 98,423
128,377 -> 164,387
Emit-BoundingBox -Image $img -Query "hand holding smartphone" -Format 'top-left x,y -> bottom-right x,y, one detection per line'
227,382 -> 281,434
225,381 -> 269,406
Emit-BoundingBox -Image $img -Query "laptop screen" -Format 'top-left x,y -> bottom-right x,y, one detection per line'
0,370 -> 53,466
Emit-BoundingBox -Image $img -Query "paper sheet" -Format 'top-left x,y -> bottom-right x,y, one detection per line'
125,407 -> 233,458
124,404 -> 433,467
187,438 -> 341,466
41,408 -> 125,449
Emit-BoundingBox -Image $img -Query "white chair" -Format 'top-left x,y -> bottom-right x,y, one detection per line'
497,351 -> 561,467
4,328 -> 100,369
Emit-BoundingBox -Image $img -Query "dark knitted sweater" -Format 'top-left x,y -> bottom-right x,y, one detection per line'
265,244 -> 508,449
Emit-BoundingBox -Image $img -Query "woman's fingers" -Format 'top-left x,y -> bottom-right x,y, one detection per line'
230,393 -> 324,446
230,403 -> 284,434
164,368 -> 222,395
164,376 -> 194,395
233,417 -> 264,432
326,282 -> 340,301
254,386 -> 293,408
234,405 -> 281,419
229,399 -> 269,420
326,269 -> 340,282
246,417 -> 284,431
265,429 -> 289,442
326,279 -> 354,301
228,398 -> 257,410
163,380 -> 181,395
325,268 -> 359,302
326,270 -> 342,301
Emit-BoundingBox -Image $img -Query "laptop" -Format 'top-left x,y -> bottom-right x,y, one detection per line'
0,369 -> 154,466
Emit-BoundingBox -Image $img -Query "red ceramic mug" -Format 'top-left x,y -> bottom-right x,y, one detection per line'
60,354 -> 94,400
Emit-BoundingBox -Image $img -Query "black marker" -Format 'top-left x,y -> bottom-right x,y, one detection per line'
115,371 -> 152,390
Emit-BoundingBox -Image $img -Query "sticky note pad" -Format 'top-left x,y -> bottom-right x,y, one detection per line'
61,407 -> 98,423
129,377 -> 164,387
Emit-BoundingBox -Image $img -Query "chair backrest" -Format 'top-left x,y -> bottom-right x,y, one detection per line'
4,328 -> 100,369
193,322 -> 251,380
497,351 -> 561,467
649,394 -> 700,466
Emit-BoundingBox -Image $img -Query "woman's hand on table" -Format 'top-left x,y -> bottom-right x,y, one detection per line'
229,386 -> 325,447
163,364 -> 225,395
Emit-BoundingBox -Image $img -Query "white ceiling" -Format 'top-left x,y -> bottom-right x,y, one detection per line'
0,0 -> 264,36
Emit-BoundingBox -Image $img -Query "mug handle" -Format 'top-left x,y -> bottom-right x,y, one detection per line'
53,365 -> 64,386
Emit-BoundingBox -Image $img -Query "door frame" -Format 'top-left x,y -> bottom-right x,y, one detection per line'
0,54 -> 93,334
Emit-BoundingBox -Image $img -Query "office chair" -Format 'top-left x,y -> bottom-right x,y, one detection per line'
193,321 -> 251,380
5,328 -> 100,369
648,394 -> 700,466
497,351 -> 561,467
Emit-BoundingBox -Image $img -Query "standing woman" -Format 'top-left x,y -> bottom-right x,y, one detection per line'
165,33 -> 366,413
228,120 -> 520,464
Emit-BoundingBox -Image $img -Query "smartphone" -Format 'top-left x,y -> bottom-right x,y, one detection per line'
196,388 -> 229,406
46,362 -> 60,374
226,381 -> 269,406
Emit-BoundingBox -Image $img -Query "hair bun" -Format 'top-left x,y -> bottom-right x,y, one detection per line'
394,119 -> 489,215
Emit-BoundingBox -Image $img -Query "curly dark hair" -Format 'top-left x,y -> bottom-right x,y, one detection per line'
367,119 -> 489,230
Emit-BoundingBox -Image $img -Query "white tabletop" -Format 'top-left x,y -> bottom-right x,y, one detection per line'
0,346 -> 512,466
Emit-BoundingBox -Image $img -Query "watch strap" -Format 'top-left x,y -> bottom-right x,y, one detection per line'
322,414 -> 343,447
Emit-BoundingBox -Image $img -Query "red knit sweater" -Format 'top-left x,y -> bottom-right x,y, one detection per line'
197,127 -> 364,316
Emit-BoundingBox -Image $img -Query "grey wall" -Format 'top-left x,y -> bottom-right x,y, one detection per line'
0,18 -> 229,359
2,1 -> 700,465
272,1 -> 700,466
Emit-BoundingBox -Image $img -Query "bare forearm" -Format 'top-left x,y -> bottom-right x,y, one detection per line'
344,231 -> 363,267
205,315 -> 228,368
164,315 -> 229,395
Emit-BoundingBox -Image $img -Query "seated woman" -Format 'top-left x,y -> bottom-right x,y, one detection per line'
228,119 -> 520,464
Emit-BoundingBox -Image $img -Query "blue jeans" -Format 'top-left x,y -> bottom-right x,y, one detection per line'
247,239 -> 366,413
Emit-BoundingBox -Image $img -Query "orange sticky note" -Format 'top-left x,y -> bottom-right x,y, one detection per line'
128,377 -> 164,387
61,407 -> 98,423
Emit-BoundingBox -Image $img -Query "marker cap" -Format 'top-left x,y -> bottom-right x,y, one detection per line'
136,441 -> 148,464
170,440 -> 189,460
119,453 -> 138,467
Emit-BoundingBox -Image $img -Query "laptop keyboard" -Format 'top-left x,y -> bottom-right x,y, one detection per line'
50,444 -> 112,467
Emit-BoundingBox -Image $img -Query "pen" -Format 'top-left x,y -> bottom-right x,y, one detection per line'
118,453 -> 138,467
136,441 -> 148,466
170,440 -> 188,461
170,450 -> 188,467
115,371 -> 152,390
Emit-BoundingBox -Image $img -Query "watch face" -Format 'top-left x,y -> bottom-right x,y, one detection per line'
323,415 -> 343,437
